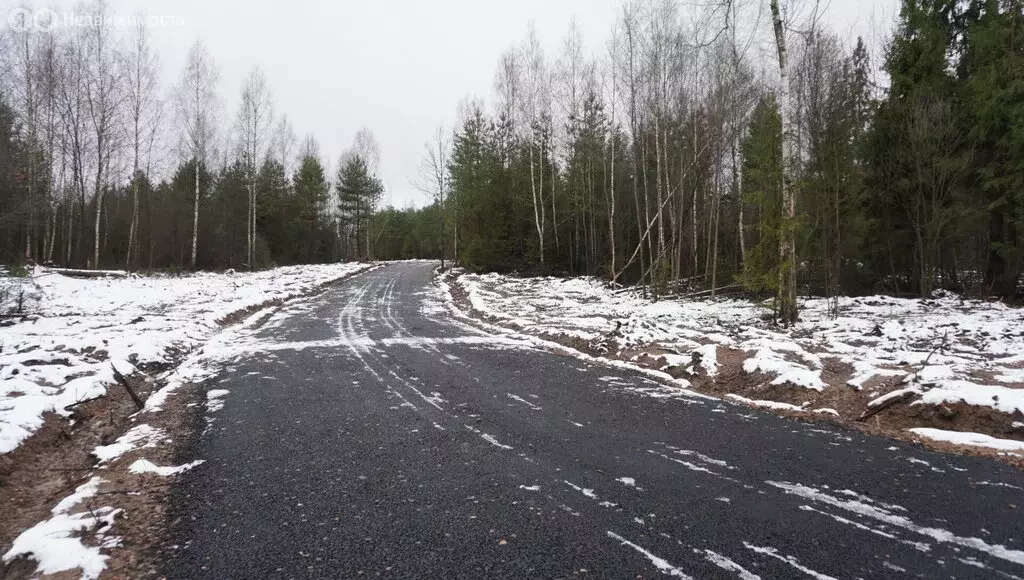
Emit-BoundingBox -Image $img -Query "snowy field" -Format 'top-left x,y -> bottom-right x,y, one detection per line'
456,272 -> 1024,453
0,263 -> 372,454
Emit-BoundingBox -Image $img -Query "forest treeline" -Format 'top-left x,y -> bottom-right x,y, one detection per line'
1,1 -> 1022,316
414,0 -> 1023,314
0,2 -> 390,271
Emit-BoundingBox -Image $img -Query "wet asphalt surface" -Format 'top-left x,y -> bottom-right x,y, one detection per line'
164,261 -> 1024,579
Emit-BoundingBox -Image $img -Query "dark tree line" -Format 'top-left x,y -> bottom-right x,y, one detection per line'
0,2 -> 386,270
379,0 -> 1023,318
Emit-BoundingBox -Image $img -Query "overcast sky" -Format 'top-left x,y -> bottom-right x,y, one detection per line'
5,0 -> 899,207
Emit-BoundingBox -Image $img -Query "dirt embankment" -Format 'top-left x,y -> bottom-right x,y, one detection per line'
443,271 -> 1024,468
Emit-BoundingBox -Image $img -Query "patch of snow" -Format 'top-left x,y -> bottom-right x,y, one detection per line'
916,382 -> 1024,416
693,344 -> 719,376
507,393 -> 541,410
92,424 -> 164,463
744,542 -> 838,580
564,480 -> 598,500
701,549 -> 760,580
2,477 -> 118,579
665,446 -> 731,468
866,387 -> 921,409
726,394 -> 807,413
909,428 -> 1024,453
463,425 -> 513,450
128,459 -> 204,476
606,531 -> 692,579
206,389 -> 230,412
768,480 -> 1024,565
972,481 -> 1022,490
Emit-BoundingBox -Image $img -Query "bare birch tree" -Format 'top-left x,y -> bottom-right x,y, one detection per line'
122,16 -> 162,271
82,0 -> 123,269
770,0 -> 798,323
174,40 -> 220,269
236,66 -> 274,267
520,23 -> 549,263
271,114 -> 297,175
415,125 -> 450,268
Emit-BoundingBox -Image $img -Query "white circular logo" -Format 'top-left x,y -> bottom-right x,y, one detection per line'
7,7 -> 31,32
33,7 -> 58,32
6,7 -> 58,32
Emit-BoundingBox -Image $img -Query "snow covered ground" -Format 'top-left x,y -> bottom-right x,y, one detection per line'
0,263 -> 373,455
454,272 -> 1024,455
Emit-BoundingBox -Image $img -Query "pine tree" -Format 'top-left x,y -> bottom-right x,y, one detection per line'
336,155 -> 383,260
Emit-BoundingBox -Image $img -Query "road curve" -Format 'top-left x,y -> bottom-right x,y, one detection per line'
164,261 -> 1024,579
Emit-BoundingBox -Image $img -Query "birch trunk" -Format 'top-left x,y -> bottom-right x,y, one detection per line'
771,0 -> 798,324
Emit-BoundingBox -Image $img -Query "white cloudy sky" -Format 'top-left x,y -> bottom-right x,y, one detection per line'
6,0 -> 899,207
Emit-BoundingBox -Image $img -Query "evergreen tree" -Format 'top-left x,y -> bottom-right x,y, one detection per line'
738,96 -> 784,302
336,155 -> 383,260
961,0 -> 1024,297
293,155 -> 331,262
256,158 -> 292,264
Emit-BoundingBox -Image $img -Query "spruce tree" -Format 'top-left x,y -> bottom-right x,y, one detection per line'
293,156 -> 330,262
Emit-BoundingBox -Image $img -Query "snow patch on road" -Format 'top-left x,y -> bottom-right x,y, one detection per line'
206,389 -> 230,412
507,393 -> 541,410
701,549 -> 761,580
768,481 -> 1024,565
463,425 -> 513,450
564,480 -> 598,500
606,531 -> 692,578
744,542 -> 838,580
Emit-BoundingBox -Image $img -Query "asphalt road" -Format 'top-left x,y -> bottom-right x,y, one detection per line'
165,261 -> 1024,579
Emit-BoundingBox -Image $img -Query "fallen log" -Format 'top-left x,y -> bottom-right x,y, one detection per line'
46,268 -> 128,279
111,364 -> 145,410
857,389 -> 920,422
64,395 -> 105,411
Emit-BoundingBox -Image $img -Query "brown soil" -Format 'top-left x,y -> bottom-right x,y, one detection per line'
444,273 -> 1024,469
0,370 -> 161,561
0,265 -> 372,579
99,382 -> 205,579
